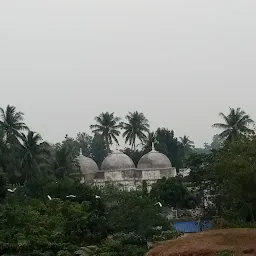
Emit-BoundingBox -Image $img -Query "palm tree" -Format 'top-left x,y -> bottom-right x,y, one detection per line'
212,107 -> 254,141
90,112 -> 122,152
179,135 -> 194,157
0,105 -> 28,143
19,131 -> 49,182
122,111 -> 150,150
52,145 -> 76,179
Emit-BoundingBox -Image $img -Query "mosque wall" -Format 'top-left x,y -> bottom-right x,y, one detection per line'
93,178 -> 143,191
159,168 -> 177,178
105,170 -> 123,181
141,170 -> 160,180
81,168 -> 177,190
102,169 -> 144,182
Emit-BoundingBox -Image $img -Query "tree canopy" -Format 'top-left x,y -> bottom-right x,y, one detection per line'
212,107 -> 254,141
122,111 -> 150,150
90,112 -> 122,152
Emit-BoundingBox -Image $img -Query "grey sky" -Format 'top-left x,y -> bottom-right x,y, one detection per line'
0,1 -> 256,147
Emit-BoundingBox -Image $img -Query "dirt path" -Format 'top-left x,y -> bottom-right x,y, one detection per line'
147,229 -> 256,256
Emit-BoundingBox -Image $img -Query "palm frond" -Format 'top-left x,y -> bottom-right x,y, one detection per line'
212,123 -> 230,129
219,112 -> 230,124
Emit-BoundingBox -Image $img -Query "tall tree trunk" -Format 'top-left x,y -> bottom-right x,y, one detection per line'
132,140 -> 136,151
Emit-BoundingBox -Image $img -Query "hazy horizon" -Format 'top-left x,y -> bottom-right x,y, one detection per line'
1,1 -> 256,147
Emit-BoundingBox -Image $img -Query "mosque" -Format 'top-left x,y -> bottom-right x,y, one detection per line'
75,144 -> 177,190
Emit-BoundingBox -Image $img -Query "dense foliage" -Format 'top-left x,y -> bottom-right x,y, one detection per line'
187,135 -> 256,223
150,177 -> 198,209
0,178 -> 178,256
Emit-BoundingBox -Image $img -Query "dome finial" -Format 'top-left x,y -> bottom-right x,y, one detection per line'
79,148 -> 83,155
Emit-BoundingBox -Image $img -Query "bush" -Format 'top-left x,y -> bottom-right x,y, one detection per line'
151,230 -> 182,242
94,232 -> 148,256
102,187 -> 170,238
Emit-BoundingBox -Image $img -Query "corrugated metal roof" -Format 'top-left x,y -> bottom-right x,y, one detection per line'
173,220 -> 212,233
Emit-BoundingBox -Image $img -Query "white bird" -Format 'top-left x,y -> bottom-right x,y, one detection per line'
47,195 -> 52,201
7,188 -> 16,193
155,202 -> 163,207
95,195 -> 101,199
66,195 -> 76,198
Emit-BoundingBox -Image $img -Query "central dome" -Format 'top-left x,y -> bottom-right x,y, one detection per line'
137,144 -> 172,170
101,150 -> 135,171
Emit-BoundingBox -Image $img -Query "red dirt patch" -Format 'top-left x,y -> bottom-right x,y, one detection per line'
147,229 -> 256,256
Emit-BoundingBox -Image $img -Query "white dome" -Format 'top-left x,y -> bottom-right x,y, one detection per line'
76,150 -> 99,176
137,144 -> 172,170
101,150 -> 135,171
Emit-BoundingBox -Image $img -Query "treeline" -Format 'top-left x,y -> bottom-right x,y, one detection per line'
0,105 -> 194,255
187,135 -> 256,224
0,104 -> 197,187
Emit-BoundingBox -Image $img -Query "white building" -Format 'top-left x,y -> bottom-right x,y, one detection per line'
76,144 -> 177,190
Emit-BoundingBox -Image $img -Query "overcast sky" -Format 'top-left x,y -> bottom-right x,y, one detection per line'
0,1 -> 256,147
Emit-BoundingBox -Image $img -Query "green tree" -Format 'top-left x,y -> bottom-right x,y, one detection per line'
52,144 -> 77,179
143,132 -> 156,152
90,133 -> 108,167
210,134 -> 223,150
209,137 -> 256,222
19,131 -> 49,183
186,152 -> 214,207
0,124 -> 23,184
122,111 -> 149,150
150,177 -> 198,209
122,148 -> 143,167
212,107 -> 254,141
76,132 -> 92,157
94,232 -> 148,256
0,105 -> 28,144
0,128 -> 8,170
62,134 -> 79,158
0,172 -> 7,202
0,195 -> 107,255
90,112 -> 122,152
101,186 -> 170,238
154,128 -> 183,170
179,135 -> 194,155
179,135 -> 194,167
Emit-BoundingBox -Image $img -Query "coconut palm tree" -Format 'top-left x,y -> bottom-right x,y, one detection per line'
122,111 -> 150,150
179,135 -> 194,158
90,112 -> 122,152
19,131 -> 49,182
0,105 -> 28,143
52,145 -> 76,179
180,135 -> 194,150
212,107 -> 254,141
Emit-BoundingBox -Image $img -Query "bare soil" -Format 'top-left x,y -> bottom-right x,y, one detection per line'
147,229 -> 256,256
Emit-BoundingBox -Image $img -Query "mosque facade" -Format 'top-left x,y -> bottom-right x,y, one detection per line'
75,144 -> 177,191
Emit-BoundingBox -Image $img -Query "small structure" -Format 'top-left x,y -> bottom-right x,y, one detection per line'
173,219 -> 212,233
